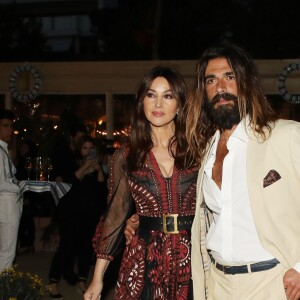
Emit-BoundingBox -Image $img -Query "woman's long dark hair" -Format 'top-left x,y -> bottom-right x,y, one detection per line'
127,66 -> 192,171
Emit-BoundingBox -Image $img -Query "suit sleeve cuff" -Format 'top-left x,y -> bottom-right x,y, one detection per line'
293,263 -> 300,273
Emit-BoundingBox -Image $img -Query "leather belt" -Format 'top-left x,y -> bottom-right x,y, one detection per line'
139,214 -> 194,234
210,256 -> 280,275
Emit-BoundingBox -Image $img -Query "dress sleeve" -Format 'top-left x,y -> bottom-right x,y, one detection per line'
93,147 -> 132,261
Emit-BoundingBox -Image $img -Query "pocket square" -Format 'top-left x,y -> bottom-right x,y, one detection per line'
263,170 -> 281,188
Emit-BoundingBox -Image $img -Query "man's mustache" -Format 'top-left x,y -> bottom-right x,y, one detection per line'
211,92 -> 238,105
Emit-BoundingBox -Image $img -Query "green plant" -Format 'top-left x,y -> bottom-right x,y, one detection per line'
0,265 -> 45,300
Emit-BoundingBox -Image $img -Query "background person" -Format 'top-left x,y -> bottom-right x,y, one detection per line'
15,139 -> 38,254
0,109 -> 22,272
48,135 -> 107,298
85,66 -> 198,300
48,122 -> 87,287
52,123 -> 87,183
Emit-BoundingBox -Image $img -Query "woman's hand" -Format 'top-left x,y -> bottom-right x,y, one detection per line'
84,259 -> 110,300
84,278 -> 103,300
83,159 -> 98,174
124,214 -> 139,245
75,159 -> 98,180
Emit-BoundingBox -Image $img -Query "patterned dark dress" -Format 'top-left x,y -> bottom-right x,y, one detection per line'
93,147 -> 197,300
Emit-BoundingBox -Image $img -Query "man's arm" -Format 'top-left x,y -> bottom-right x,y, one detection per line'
0,152 -> 19,193
283,123 -> 300,300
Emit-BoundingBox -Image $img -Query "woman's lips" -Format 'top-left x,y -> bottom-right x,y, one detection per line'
152,111 -> 164,117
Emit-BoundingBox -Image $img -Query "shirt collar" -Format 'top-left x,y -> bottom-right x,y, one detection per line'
0,139 -> 8,149
209,131 -> 219,157
229,117 -> 250,144
212,116 -> 250,154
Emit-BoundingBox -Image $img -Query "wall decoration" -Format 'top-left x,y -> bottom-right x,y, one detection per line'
9,63 -> 42,103
278,63 -> 300,104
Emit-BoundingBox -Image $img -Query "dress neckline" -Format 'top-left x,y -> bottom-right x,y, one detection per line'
149,151 -> 177,179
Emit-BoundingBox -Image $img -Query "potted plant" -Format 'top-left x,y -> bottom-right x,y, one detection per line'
0,265 -> 45,300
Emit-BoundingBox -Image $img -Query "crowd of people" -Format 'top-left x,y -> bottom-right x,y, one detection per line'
0,42 -> 300,300
0,116 -> 110,298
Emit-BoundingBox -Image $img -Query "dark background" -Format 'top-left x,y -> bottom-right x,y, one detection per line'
0,0 -> 300,62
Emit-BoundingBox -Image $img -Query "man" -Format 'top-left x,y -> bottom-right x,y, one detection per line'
52,123 -> 87,183
0,109 -> 22,272
185,43 -> 300,300
48,122 -> 87,297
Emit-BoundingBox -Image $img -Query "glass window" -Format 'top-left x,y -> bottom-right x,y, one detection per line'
12,94 -> 134,154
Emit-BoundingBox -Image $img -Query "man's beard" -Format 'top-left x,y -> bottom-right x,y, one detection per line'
206,92 -> 241,130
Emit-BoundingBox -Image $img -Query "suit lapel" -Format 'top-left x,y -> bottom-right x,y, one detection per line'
247,130 -> 267,192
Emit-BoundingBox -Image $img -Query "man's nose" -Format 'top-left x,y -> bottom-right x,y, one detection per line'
216,80 -> 226,93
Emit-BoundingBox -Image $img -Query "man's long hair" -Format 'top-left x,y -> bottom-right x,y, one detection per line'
185,43 -> 277,166
127,66 -> 192,171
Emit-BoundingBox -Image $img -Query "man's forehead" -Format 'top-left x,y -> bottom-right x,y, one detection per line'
205,57 -> 232,75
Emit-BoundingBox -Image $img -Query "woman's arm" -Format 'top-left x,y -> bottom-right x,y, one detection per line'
85,148 -> 132,298
92,147 -> 132,258
84,258 -> 110,300
93,161 -> 106,182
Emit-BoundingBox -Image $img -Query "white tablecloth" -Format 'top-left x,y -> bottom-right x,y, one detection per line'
18,180 -> 71,205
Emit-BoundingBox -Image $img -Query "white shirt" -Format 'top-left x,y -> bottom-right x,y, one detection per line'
0,139 -> 19,196
203,120 -> 275,264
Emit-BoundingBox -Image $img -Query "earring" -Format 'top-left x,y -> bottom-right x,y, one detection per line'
176,109 -> 179,115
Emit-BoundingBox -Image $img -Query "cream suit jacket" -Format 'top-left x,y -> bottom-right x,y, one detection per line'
191,119 -> 300,300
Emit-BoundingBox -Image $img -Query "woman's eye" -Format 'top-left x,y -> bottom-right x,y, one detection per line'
164,94 -> 174,99
146,92 -> 155,98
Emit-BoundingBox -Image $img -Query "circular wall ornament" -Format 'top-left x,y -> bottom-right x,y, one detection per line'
9,63 -> 42,103
278,63 -> 300,104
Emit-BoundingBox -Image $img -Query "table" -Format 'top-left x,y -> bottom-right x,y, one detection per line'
18,180 -> 71,206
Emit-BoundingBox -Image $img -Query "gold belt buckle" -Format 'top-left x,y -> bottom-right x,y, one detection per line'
163,213 -> 179,234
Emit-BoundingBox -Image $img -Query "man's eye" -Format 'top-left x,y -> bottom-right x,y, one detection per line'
227,75 -> 235,80
206,79 -> 214,85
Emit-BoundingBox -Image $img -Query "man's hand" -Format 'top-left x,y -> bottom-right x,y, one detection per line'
124,214 -> 139,245
283,268 -> 300,300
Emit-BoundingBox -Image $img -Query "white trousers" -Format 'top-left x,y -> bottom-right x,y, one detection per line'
0,194 -> 22,272
207,262 -> 287,300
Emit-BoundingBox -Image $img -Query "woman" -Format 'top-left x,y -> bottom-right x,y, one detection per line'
48,136 -> 107,298
85,66 -> 197,300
